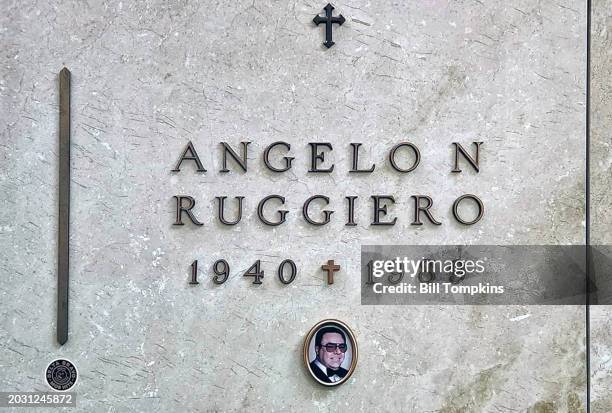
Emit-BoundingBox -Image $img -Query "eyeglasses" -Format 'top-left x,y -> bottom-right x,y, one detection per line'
319,343 -> 347,353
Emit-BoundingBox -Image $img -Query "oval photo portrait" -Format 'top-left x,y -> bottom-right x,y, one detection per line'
303,319 -> 358,386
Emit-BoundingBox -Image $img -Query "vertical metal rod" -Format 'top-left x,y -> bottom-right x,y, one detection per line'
586,1 -> 592,411
58,67 -> 71,345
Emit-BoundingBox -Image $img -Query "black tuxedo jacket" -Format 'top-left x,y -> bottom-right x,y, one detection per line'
310,361 -> 348,383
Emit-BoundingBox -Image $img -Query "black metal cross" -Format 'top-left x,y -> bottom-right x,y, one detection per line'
313,3 -> 345,48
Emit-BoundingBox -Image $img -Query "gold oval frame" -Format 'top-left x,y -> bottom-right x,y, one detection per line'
303,319 -> 358,387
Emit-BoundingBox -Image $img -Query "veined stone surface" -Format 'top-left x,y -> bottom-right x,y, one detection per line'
0,1 -> 591,411
590,1 -> 612,412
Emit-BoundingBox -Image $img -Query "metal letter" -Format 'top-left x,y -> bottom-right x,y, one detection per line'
263,141 -> 294,172
389,142 -> 420,173
303,195 -> 334,225
257,195 -> 288,226
216,196 -> 244,225
345,196 -> 358,226
308,143 -> 334,173
451,142 -> 483,173
411,195 -> 442,226
349,143 -> 375,173
371,195 -> 397,226
173,195 -> 204,226
453,194 -> 484,225
172,141 -> 207,172
220,142 -> 251,172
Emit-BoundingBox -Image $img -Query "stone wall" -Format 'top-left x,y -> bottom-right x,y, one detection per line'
0,1 -> 599,411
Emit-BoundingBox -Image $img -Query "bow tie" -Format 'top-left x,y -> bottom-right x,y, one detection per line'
327,369 -> 340,378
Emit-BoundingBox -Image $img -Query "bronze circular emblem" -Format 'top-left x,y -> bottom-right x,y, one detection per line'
303,319 -> 358,387
45,359 -> 77,391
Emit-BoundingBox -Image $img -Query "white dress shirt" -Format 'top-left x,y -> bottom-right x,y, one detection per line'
314,360 -> 342,383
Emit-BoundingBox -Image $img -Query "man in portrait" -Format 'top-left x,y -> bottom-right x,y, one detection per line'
309,326 -> 349,383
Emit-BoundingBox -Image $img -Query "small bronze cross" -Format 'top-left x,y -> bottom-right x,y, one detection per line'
322,260 -> 341,284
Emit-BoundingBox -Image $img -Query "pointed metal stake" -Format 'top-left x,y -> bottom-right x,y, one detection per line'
58,67 -> 71,345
